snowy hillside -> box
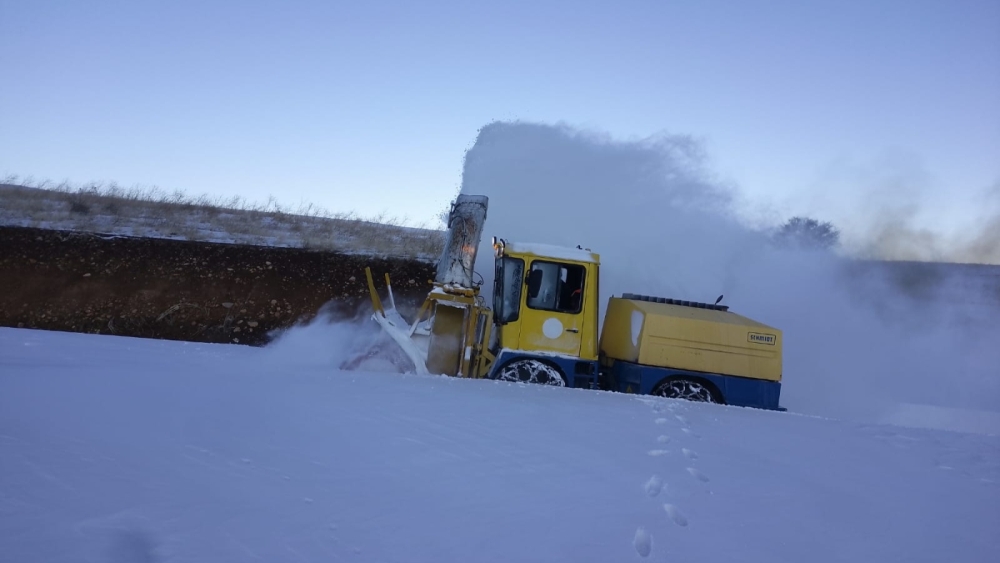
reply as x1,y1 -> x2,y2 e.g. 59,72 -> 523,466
2,325 -> 998,562
0,183 -> 445,261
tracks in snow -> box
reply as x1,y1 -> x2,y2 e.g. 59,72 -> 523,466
632,398 -> 711,559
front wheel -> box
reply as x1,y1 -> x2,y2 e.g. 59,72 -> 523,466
494,359 -> 566,387
652,378 -> 719,403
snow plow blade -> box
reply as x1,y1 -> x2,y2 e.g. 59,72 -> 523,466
345,194 -> 496,378
351,265 -> 495,379
366,268 -> 430,375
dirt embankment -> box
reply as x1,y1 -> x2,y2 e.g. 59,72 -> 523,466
0,226 -> 436,345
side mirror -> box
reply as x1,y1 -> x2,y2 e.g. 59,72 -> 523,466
526,269 -> 543,299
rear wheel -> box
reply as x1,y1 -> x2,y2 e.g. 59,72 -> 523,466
652,378 -> 719,403
494,359 -> 566,387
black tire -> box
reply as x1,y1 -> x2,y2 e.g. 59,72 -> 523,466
651,377 -> 722,404
493,358 -> 567,387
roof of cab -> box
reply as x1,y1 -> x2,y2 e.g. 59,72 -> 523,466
500,240 -> 600,264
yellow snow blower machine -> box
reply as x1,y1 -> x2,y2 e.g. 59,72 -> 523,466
357,194 -> 785,410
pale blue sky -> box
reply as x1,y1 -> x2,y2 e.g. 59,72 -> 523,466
2,0 -> 997,238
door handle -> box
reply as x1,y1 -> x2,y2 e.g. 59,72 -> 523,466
566,328 -> 579,333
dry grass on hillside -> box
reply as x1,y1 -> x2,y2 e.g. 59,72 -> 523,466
0,175 -> 446,261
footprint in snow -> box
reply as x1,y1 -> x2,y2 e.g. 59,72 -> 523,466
655,418 -> 668,424
681,427 -> 700,439
687,467 -> 710,482
648,449 -> 669,457
633,527 -> 652,558
656,435 -> 671,444
663,503 -> 689,527
682,448 -> 698,460
674,414 -> 689,426
644,475 -> 664,497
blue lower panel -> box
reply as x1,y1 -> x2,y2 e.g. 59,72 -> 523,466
489,350 -> 600,389
606,361 -> 782,410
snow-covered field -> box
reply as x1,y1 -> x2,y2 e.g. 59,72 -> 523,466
2,325 -> 998,562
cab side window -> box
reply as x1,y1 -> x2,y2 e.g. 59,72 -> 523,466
526,261 -> 585,314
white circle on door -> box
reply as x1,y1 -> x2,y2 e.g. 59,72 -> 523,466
542,318 -> 564,339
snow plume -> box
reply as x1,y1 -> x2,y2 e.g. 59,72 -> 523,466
789,150 -> 1000,265
459,120 -> 1000,423
260,302 -> 389,371
461,122 -> 753,302
860,179 -> 1000,265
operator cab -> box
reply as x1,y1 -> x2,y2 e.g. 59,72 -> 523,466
490,238 -> 600,362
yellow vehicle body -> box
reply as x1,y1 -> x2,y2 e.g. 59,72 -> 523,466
600,295 -> 783,382
491,240 -> 601,361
